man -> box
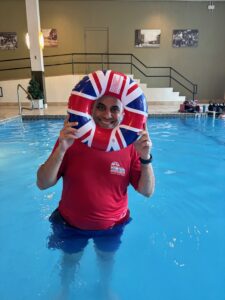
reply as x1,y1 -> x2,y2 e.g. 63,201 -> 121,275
37,95 -> 155,298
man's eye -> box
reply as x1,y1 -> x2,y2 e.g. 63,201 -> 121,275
96,104 -> 105,111
111,106 -> 120,113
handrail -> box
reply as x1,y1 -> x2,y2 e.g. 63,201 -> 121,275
1,52 -> 198,100
0,66 -> 31,72
130,54 -> 197,98
17,84 -> 34,115
0,57 -> 30,63
131,54 -> 195,86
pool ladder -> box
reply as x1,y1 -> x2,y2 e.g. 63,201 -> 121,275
17,84 -> 34,115
195,111 -> 216,119
195,112 -> 208,118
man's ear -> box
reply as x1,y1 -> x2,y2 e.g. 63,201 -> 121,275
119,111 -> 125,123
91,102 -> 95,115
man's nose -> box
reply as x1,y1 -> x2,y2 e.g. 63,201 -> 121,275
103,109 -> 112,118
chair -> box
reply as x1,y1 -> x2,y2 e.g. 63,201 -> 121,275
179,104 -> 185,113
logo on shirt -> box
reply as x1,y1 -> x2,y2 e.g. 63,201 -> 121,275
110,161 -> 125,176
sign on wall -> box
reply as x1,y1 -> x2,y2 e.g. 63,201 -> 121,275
172,29 -> 199,48
0,32 -> 18,50
42,29 -> 58,47
135,29 -> 161,48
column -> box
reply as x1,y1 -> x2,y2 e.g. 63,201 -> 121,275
25,0 -> 47,106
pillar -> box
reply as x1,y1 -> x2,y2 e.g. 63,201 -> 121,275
25,0 -> 47,106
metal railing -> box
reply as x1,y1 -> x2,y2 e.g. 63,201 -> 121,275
1,52 -> 198,100
17,84 -> 34,115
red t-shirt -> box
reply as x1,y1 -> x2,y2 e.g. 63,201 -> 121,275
53,140 -> 141,230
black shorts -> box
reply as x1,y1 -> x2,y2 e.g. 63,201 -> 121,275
47,209 -> 131,254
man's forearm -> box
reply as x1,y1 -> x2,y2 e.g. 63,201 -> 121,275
137,164 -> 155,197
37,146 -> 65,190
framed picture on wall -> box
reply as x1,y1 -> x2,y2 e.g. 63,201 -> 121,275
0,87 -> 3,97
172,29 -> 199,48
135,29 -> 161,48
0,32 -> 18,50
42,29 -> 58,47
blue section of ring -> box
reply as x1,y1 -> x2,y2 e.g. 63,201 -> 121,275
126,94 -> 148,114
129,77 -> 134,84
120,128 -> 138,146
68,113 -> 92,129
72,76 -> 97,98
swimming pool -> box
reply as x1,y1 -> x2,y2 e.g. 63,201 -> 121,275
0,116 -> 225,300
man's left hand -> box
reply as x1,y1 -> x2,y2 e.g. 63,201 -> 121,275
134,126 -> 152,160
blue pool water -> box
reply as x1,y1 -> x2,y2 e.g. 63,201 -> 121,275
0,117 -> 225,300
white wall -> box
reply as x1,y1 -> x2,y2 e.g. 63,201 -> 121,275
45,75 -> 82,102
0,74 -> 186,104
0,75 -> 83,103
0,79 -> 30,103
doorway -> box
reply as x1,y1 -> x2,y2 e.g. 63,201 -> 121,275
84,27 -> 109,73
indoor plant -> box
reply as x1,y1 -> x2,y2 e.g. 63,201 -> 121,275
27,79 -> 44,109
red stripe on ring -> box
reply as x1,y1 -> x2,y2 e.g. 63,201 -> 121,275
80,129 -> 92,142
115,130 -> 124,149
93,72 -> 102,94
121,109 -> 146,129
127,83 -> 139,96
68,95 -> 93,115
91,126 -> 112,151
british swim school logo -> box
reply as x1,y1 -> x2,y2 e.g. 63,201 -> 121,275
110,161 -> 125,176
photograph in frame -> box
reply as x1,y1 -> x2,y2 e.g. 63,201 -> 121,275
42,29 -> 58,47
172,29 -> 199,48
0,32 -> 18,50
0,87 -> 3,97
135,29 -> 161,48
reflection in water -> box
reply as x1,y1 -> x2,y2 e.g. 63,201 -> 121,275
57,252 -> 83,300
48,209 -> 129,299
55,249 -> 119,300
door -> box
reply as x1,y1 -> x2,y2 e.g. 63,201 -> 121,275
84,27 -> 109,73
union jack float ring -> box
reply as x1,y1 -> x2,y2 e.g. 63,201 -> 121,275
68,70 -> 148,151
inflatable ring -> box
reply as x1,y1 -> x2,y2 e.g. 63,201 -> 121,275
68,70 -> 148,151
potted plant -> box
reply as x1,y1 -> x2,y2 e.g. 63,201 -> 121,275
27,79 -> 44,109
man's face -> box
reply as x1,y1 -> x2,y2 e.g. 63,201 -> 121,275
92,96 -> 123,129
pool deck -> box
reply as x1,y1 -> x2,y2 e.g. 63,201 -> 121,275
0,103 -> 207,122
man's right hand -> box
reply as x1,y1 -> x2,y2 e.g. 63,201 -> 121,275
58,115 -> 78,153
37,116 -> 79,190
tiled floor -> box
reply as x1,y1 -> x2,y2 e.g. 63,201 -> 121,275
0,104 -> 65,121
0,103 -> 182,121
